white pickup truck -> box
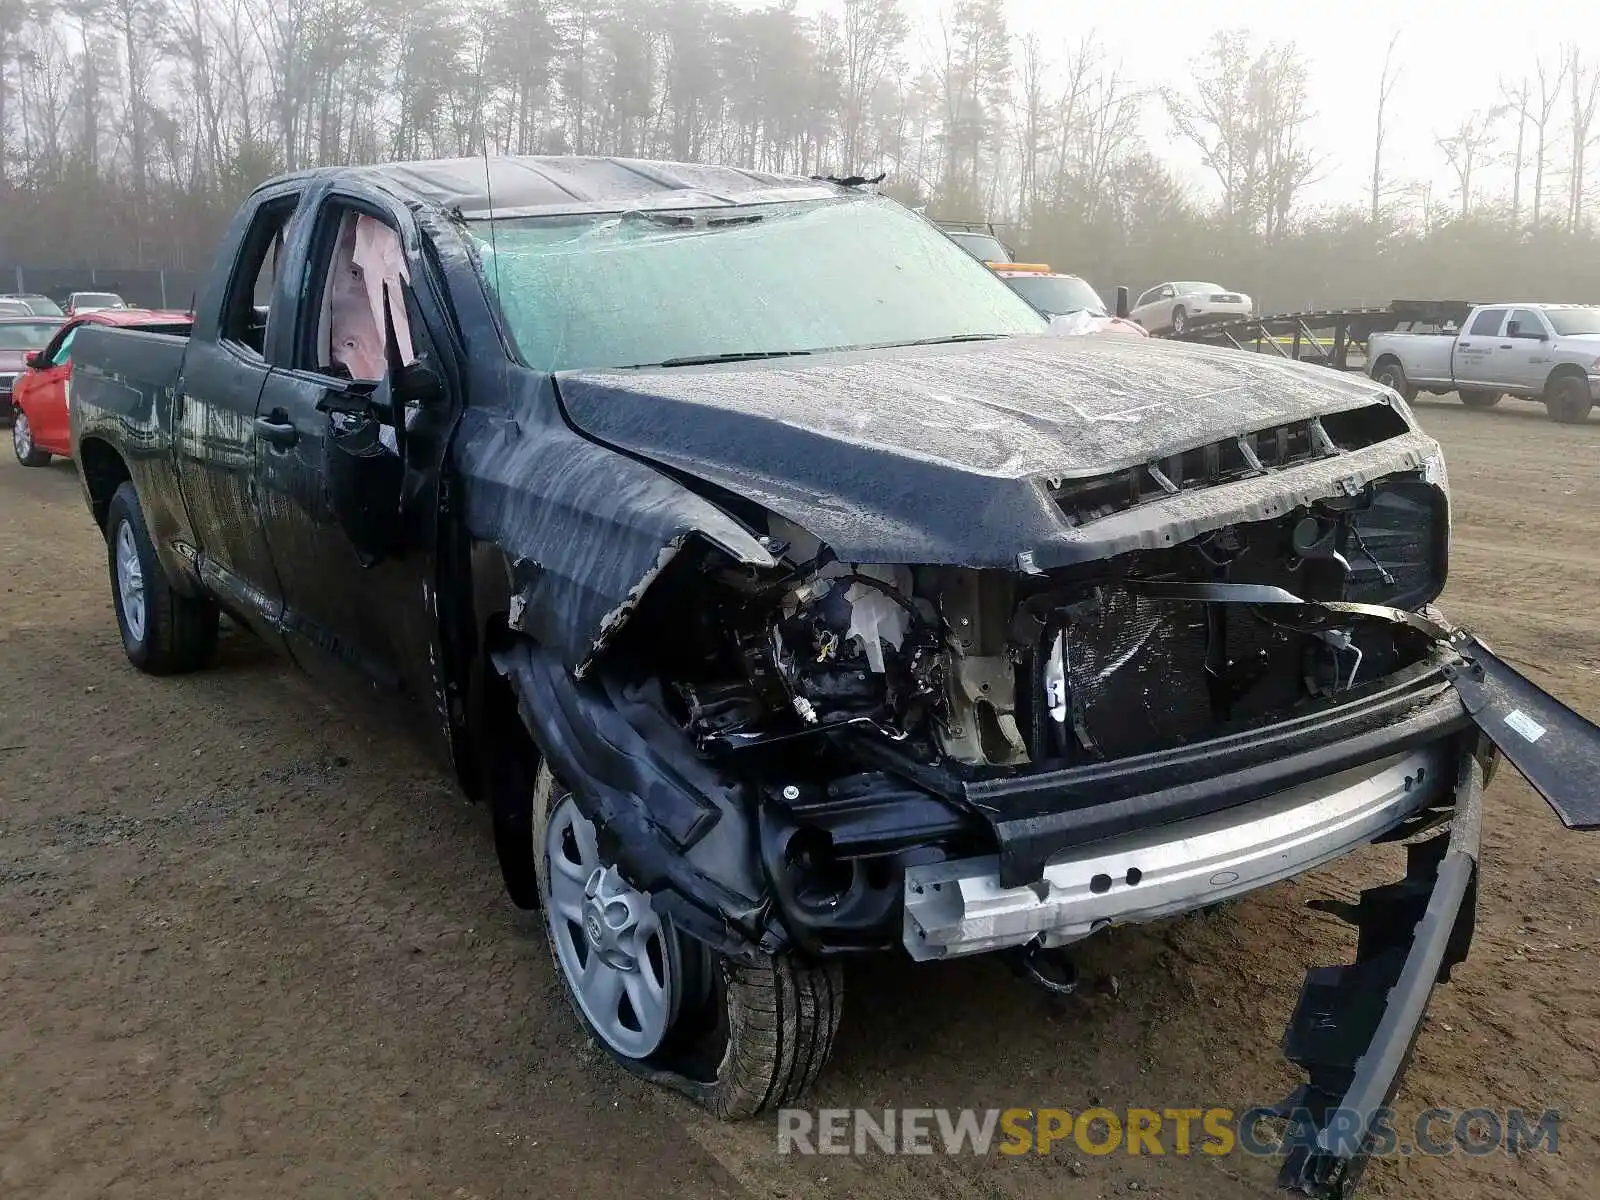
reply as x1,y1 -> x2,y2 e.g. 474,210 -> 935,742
1366,302 -> 1600,423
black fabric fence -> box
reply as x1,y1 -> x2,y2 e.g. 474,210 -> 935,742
0,266 -> 207,311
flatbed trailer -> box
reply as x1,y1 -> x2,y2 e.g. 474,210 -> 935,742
1158,299 -> 1479,372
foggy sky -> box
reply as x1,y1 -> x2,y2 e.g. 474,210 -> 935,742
765,0 -> 1585,211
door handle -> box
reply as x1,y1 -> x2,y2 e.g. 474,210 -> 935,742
1499,343 -> 1513,349
254,413 -> 298,448
1457,342 -> 1471,349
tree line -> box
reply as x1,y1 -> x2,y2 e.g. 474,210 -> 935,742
1,0 -> 1598,311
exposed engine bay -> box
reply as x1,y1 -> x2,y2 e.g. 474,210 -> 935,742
651,472 -> 1447,773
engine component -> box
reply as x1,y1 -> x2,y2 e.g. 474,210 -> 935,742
933,569 -> 1028,766
684,472 -> 1442,772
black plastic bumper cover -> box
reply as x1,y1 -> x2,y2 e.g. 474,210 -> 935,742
1276,750 -> 1483,1198
855,664 -> 1474,889
492,641 -> 781,963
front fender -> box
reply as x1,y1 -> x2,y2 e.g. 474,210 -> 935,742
453,372 -> 776,676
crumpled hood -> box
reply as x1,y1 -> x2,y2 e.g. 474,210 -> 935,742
555,334 -> 1416,568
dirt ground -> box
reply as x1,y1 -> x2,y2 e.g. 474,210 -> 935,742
2,396 -> 1596,1200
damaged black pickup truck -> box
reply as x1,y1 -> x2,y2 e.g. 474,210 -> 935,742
68,158 -> 1600,1196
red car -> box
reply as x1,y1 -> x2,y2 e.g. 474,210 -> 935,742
11,308 -> 192,466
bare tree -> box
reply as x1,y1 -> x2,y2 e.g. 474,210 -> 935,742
1500,74 -> 1529,224
1435,107 -> 1501,216
107,0 -> 169,218
3,0 -> 1600,316
0,0 -> 31,183
1531,52 -> 1567,225
1012,30 -> 1045,215
1567,47 -> 1600,232
59,0 -> 108,174
839,0 -> 906,171
1371,30 -> 1401,223
933,0 -> 1010,209
1166,31 -> 1320,237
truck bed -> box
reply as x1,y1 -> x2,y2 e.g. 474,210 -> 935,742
69,323 -> 189,432
1365,329 -> 1455,385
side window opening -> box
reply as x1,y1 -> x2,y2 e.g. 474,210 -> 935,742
309,205 -> 418,383
1468,308 -> 1506,338
1508,309 -> 1545,339
223,196 -> 298,359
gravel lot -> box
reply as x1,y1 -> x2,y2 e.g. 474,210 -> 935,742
2,397 -> 1596,1199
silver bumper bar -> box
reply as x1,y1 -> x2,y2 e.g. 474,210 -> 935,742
903,746 -> 1451,961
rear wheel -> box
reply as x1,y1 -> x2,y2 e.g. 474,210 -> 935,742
1545,374 -> 1593,424
532,765 -> 842,1119
11,410 -> 51,466
1170,305 -> 1188,335
1458,389 -> 1502,410
105,482 -> 219,674
1371,358 -> 1416,402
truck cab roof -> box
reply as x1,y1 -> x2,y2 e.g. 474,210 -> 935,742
264,156 -> 844,221
1477,302 -> 1594,311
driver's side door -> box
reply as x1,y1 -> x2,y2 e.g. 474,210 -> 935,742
15,322 -> 78,447
253,192 -> 456,711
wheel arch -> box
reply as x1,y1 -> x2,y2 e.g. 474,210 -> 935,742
452,539 -> 544,903
76,434 -> 132,531
1544,361 -> 1590,394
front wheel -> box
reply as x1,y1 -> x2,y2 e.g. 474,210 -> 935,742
1546,375 -> 1594,424
11,410 -> 51,466
1458,389 -> 1502,410
1170,305 -> 1188,335
105,482 -> 220,674
532,765 -> 842,1119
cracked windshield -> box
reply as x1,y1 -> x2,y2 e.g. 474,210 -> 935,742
473,196 -> 1045,371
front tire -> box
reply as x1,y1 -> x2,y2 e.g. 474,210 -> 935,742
1458,389 -> 1502,410
11,410 -> 51,466
1546,374 -> 1593,424
1170,305 -> 1188,335
105,482 -> 219,674
531,764 -> 842,1119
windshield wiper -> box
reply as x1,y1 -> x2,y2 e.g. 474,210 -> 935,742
644,350 -> 818,368
905,333 -> 1011,345
626,334 -> 1012,370
853,333 -> 1014,351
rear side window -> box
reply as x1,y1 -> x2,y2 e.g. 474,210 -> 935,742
1467,308 -> 1506,337
51,328 -> 78,365
221,195 -> 300,359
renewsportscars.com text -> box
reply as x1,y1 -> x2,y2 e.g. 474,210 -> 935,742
776,1106 -> 1561,1159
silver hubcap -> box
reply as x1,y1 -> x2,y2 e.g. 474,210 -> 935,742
12,412 -> 30,458
115,519 -> 147,643
545,796 -> 676,1059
